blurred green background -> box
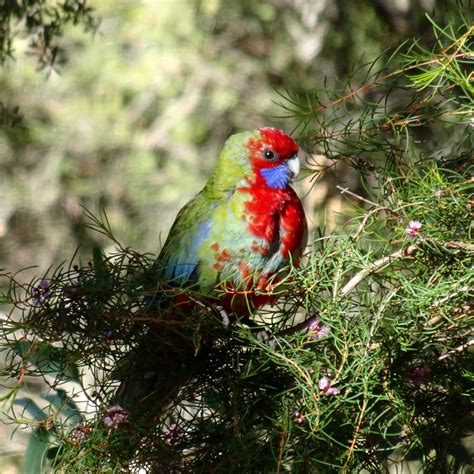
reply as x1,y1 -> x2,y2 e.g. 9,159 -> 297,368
0,0 -> 460,469
0,0 -> 445,278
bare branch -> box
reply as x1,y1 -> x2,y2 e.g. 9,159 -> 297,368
340,246 -> 417,296
336,185 -> 380,208
438,339 -> 474,361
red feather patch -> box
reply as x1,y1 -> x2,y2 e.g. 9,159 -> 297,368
239,186 -> 306,264
240,128 -> 306,264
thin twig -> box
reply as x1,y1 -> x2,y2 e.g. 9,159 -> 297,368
336,185 -> 380,208
340,240 -> 473,298
340,246 -> 417,296
277,317 -> 315,336
304,28 -> 473,117
343,398 -> 368,472
276,429 -> 287,474
353,206 -> 394,240
426,286 -> 471,326
438,339 -> 474,361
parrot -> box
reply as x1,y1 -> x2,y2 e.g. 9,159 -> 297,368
114,127 -> 307,418
157,126 -> 307,314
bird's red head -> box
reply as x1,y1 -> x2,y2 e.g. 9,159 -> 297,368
246,128 -> 300,189
247,128 -> 299,163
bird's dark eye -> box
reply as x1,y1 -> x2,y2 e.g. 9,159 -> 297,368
264,149 -> 275,160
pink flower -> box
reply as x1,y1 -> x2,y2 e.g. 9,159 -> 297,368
163,423 -> 181,444
318,376 -> 340,395
306,318 -> 331,340
406,220 -> 422,239
73,424 -> 90,441
433,189 -> 443,198
294,411 -> 305,425
103,405 -> 128,429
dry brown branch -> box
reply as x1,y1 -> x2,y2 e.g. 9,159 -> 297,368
438,339 -> 474,361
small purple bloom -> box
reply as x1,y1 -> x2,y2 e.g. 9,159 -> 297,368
307,318 -> 319,331
433,189 -> 443,198
163,423 -> 181,444
294,411 -> 305,425
319,376 -> 340,395
103,405 -> 128,429
32,279 -> 52,305
405,220 -> 422,239
312,325 -> 331,340
105,330 -> 114,341
306,318 -> 330,340
73,423 -> 89,440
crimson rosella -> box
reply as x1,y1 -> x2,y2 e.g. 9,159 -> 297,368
116,128 -> 307,415
157,127 -> 307,314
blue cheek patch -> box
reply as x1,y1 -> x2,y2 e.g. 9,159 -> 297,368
261,164 -> 292,189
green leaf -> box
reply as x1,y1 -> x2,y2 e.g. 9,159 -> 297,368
24,427 -> 52,474
11,340 -> 80,383
44,388 -> 83,424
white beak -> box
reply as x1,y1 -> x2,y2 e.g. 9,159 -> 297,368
287,155 -> 300,179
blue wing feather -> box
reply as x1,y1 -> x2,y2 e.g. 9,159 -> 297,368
161,218 -> 211,282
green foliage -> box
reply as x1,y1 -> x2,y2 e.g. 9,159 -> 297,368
405,19 -> 473,102
1,155 -> 472,470
0,0 -> 97,126
0,0 -> 97,67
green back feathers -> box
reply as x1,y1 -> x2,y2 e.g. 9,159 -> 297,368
203,131 -> 258,196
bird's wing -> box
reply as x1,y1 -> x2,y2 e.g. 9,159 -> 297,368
278,187 -> 308,263
158,194 -> 214,284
